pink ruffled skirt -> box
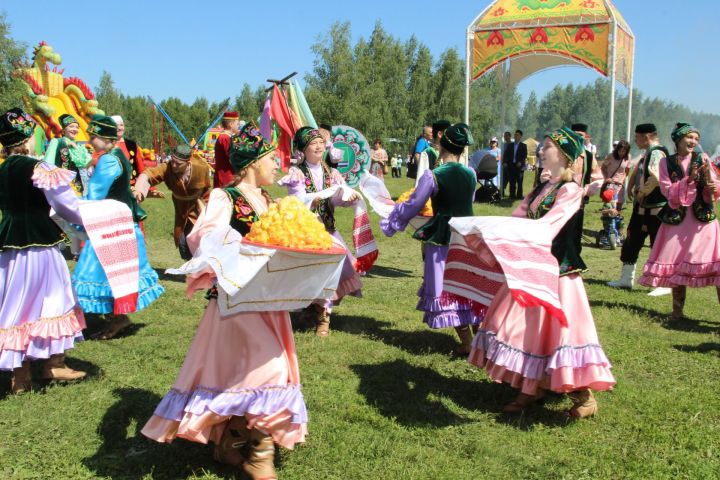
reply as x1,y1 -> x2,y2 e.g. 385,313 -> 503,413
0,246 -> 85,370
469,274 -> 615,395
639,216 -> 720,288
141,300 -> 307,449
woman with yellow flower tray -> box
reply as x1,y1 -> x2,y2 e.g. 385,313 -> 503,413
280,126 -> 363,337
142,123 -> 304,480
381,123 -> 485,355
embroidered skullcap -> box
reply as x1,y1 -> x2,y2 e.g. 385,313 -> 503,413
110,115 -> 123,125
571,123 -> 589,133
87,115 -> 118,139
222,111 -> 239,120
670,122 -> 700,144
229,121 -> 276,172
0,108 -> 36,148
293,126 -> 323,153
59,114 -> 79,129
546,126 -> 585,165
440,123 -> 474,155
634,123 -> 656,134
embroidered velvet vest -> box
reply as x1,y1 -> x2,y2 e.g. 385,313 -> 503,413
298,161 -> 336,232
53,137 -> 84,194
426,147 -> 439,170
413,162 -> 476,246
526,181 -> 587,276
641,144 -> 670,209
224,186 -> 271,236
658,153 -> 716,224
0,156 -> 64,250
105,148 -> 147,223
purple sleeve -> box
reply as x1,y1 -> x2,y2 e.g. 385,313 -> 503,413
44,185 -> 83,225
380,170 -> 436,236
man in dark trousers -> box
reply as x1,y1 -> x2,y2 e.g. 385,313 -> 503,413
502,129 -> 527,199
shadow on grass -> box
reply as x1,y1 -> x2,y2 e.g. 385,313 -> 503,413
590,299 -> 719,334
350,359 -> 492,427
83,387 -> 236,480
673,342 -> 720,356
332,315 -> 460,356
82,314 -> 147,340
351,360 -> 571,430
364,265 -> 414,279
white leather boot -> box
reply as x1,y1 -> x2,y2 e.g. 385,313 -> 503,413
607,263 -> 635,289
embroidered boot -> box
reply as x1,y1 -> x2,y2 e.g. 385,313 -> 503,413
42,354 -> 86,381
242,429 -> 277,480
315,304 -> 331,338
567,389 -> 597,419
11,361 -> 32,394
669,286 -> 687,322
607,263 -> 635,289
213,416 -> 250,467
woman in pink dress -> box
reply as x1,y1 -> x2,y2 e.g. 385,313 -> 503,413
638,123 -> 720,321
142,123 -> 305,480
370,138 -> 388,179
468,127 -> 615,418
600,139 -> 631,211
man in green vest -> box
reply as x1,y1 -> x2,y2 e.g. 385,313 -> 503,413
414,120 -> 451,185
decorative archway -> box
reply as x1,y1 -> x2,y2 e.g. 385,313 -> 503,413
464,0 -> 635,152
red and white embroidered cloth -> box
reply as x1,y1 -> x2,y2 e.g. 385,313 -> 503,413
443,216 -> 567,327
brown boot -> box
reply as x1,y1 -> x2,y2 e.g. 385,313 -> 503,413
11,361 -> 32,394
669,286 -> 687,322
42,354 -> 86,381
92,314 -> 131,340
314,305 -> 330,338
502,390 -> 545,413
242,429 -> 277,480
213,416 -> 250,467
567,389 -> 597,419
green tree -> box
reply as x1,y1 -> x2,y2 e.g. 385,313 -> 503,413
94,71 -> 124,118
0,13 -> 27,113
519,91 -> 540,140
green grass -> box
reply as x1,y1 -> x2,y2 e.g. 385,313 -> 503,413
1,174 -> 719,479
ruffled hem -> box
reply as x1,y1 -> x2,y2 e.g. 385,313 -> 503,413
424,309 -> 483,329
31,163 -> 75,190
468,330 -> 614,394
143,383 -> 308,449
151,383 -> 308,425
639,261 -> 720,288
74,272 -> 165,314
0,306 -> 85,370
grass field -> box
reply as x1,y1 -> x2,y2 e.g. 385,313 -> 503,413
1,173 -> 719,479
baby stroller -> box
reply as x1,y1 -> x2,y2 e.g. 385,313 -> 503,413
474,152 -> 500,203
596,188 -> 624,249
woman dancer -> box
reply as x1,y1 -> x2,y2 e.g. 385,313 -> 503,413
638,123 -> 720,320
71,115 -> 164,339
0,108 -> 86,393
280,126 -> 362,336
468,127 -> 615,417
600,139 -> 631,211
381,123 -> 484,354
142,123 -> 306,480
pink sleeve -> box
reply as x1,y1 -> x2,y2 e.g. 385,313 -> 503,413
538,183 -> 584,238
511,197 -> 530,218
659,158 -> 697,209
186,188 -> 232,253
703,155 -> 720,203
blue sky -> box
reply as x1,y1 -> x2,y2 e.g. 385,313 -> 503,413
2,0 -> 718,114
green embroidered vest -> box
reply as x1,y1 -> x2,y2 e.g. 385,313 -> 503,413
526,181 -> 587,276
413,162 -> 476,245
658,153 -> 716,225
53,137 -> 84,194
0,156 -> 65,250
426,146 -> 439,170
641,144 -> 670,208
105,148 -> 147,223
298,161 -> 336,232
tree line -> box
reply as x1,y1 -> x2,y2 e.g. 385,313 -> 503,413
1,14 -> 717,156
